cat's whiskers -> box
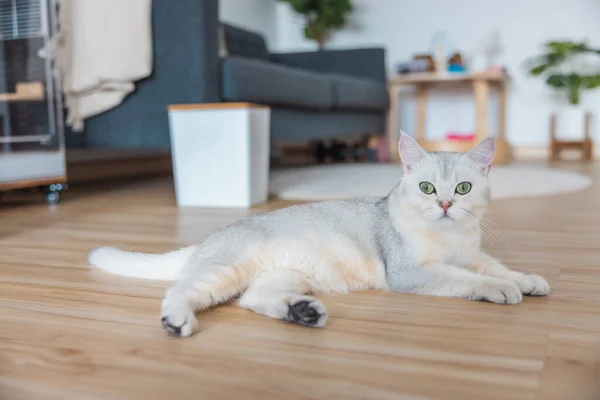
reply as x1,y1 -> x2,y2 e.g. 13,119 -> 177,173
480,229 -> 501,250
458,209 -> 508,250
462,218 -> 497,250
476,217 -> 509,249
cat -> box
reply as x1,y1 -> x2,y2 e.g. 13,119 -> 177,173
88,132 -> 550,337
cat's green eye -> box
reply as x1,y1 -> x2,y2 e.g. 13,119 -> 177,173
456,182 -> 472,195
419,182 -> 435,194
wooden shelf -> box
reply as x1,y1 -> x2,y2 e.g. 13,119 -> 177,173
549,113 -> 593,162
418,139 -> 475,153
0,149 -> 173,194
387,71 -> 512,164
66,148 -> 172,184
0,81 -> 45,102
390,71 -> 509,86
418,138 -> 511,164
0,176 -> 65,191
168,102 -> 267,111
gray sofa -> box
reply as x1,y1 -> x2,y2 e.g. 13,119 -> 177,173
77,0 -> 388,150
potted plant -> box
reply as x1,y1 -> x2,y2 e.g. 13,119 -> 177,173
277,0 -> 354,50
526,40 -> 600,140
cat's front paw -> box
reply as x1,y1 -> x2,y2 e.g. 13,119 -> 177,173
475,280 -> 523,305
514,273 -> 550,296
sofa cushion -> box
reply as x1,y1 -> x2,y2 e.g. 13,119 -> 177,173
221,24 -> 269,60
222,56 -> 333,110
328,74 -> 389,111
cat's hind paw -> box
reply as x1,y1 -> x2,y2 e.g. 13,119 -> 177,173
284,296 -> 328,328
161,307 -> 197,337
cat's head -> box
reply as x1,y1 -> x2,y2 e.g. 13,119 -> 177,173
395,131 -> 495,228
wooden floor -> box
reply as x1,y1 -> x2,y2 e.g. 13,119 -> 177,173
1,162 -> 599,400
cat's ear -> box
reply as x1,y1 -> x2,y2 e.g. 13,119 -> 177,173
466,137 -> 496,174
398,131 -> 427,173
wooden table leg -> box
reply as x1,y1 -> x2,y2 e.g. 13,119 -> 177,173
584,113 -> 593,161
498,83 -> 506,142
416,85 -> 427,144
387,83 -> 401,163
473,79 -> 489,143
494,82 -> 511,164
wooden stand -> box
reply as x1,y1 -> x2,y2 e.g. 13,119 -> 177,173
66,149 -> 173,183
0,81 -> 45,102
549,113 -> 593,162
386,71 -> 512,164
1,149 -> 174,205
0,177 -> 67,205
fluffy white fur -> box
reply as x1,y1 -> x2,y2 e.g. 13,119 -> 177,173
89,132 -> 550,337
88,245 -> 196,280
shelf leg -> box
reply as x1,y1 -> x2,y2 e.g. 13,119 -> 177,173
416,85 -> 427,144
473,79 -> 490,143
494,82 -> 511,164
386,83 -> 401,163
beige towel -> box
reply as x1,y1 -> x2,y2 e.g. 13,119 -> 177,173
56,0 -> 153,131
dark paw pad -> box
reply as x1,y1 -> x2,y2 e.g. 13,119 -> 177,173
161,316 -> 184,336
286,300 -> 324,327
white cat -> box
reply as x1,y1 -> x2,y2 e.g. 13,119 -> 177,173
88,132 -> 550,337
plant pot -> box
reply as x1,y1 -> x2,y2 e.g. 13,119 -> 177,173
556,105 -> 587,141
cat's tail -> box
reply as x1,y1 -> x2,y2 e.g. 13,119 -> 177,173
87,245 -> 196,280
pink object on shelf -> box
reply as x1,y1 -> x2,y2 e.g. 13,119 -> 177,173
367,136 -> 391,162
376,136 -> 389,161
445,132 -> 475,141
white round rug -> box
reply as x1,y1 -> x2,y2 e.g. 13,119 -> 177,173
269,164 -> 592,201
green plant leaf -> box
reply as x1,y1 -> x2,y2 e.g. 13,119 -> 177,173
568,85 -> 581,105
546,40 -> 588,55
529,64 -> 548,76
525,39 -> 600,103
546,74 -> 567,88
281,0 -> 354,48
582,75 -> 600,89
566,74 -> 583,104
545,52 -> 566,65
278,0 -> 312,13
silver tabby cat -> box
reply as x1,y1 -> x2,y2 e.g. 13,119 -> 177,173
89,132 -> 550,337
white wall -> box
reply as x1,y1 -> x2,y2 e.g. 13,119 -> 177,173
275,0 -> 600,146
219,0 -> 277,48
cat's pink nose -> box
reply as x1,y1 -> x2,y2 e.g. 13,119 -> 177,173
440,202 -> 452,213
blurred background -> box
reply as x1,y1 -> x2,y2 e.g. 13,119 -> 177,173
1,0 -> 599,204
0,2 -> 599,399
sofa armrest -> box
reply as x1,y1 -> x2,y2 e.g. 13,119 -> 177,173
270,48 -> 386,82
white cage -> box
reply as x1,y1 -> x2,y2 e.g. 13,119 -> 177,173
0,0 -> 65,200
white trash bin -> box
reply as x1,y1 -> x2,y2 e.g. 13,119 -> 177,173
167,103 -> 270,208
